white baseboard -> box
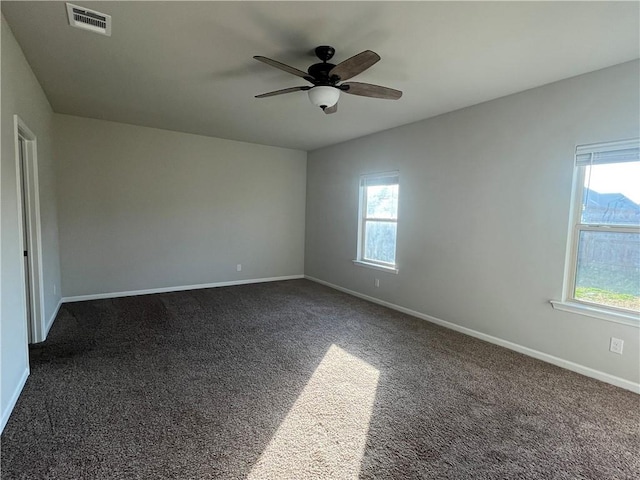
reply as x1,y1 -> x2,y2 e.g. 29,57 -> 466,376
305,275 -> 640,394
61,275 -> 305,303
0,367 -> 29,434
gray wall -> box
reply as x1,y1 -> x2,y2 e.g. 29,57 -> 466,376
1,16 -> 62,427
305,61 -> 640,384
54,115 -> 306,297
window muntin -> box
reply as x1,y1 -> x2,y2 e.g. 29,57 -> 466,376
568,139 -> 640,315
358,173 -> 399,268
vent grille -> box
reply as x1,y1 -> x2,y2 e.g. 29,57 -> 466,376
66,3 -> 111,36
73,10 -> 106,29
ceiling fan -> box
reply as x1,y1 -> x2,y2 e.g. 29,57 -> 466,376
254,46 -> 402,114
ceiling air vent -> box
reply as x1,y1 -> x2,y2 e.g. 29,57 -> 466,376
66,3 -> 111,36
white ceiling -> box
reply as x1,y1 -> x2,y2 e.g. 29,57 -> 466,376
2,1 -> 639,151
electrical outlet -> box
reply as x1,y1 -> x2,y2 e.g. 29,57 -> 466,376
236,264 -> 242,272
374,278 -> 380,288
610,337 -> 624,355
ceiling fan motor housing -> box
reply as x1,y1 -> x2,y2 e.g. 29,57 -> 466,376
308,62 -> 337,84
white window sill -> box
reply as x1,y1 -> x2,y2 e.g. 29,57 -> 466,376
352,260 -> 399,274
550,300 -> 639,327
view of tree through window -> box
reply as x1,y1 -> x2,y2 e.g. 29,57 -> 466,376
364,185 -> 398,264
359,175 -> 399,267
574,161 -> 640,312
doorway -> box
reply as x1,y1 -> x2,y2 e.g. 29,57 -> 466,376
15,115 -> 44,344
18,136 -> 33,341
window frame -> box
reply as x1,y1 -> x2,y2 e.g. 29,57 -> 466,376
553,139 -> 639,326
354,171 -> 400,273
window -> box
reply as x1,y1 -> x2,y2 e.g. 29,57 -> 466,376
559,139 -> 639,321
355,172 -> 399,272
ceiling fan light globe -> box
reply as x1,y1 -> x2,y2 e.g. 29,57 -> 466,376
308,86 -> 340,109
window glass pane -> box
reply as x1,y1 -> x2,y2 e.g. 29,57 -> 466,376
574,230 -> 640,312
364,221 -> 397,264
366,185 -> 398,219
581,162 -> 640,226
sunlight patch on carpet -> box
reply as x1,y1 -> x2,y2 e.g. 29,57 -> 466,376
247,344 -> 380,479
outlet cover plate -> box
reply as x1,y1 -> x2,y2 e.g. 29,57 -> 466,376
610,337 -> 624,355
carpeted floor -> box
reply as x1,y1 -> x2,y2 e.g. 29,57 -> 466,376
1,279 -> 638,479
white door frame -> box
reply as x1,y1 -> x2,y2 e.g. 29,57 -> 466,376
14,115 -> 45,343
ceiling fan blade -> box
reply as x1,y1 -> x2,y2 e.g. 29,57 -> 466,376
255,86 -> 310,98
341,82 -> 402,100
328,50 -> 380,82
254,56 -> 314,82
324,103 -> 338,114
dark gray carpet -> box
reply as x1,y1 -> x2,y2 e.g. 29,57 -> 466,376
1,279 -> 638,479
